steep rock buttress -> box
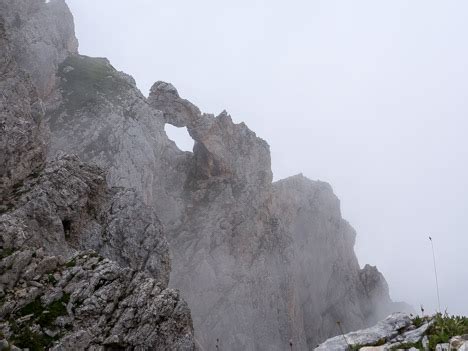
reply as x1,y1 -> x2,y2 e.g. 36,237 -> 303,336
0,1 -> 195,349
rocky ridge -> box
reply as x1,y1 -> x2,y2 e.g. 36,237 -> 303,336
0,2 -> 195,349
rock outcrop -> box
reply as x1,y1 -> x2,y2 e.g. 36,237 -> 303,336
1,154 -> 170,285
0,5 -> 195,349
316,313 -> 468,351
0,0 -> 78,98
315,313 -> 426,350
0,248 -> 193,350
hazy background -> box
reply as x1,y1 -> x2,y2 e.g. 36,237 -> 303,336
66,0 -> 468,316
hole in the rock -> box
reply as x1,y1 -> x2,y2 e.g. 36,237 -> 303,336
164,124 -> 194,152
62,219 -> 72,238
104,346 -> 125,351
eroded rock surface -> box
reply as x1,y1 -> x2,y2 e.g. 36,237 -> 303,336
1,154 -> 170,285
0,7 -> 195,349
0,16 -> 46,199
47,55 -> 190,228
0,0 -> 78,98
0,248 -> 193,351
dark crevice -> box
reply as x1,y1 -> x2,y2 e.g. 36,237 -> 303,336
62,219 -> 72,238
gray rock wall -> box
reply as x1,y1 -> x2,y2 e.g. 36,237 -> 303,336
0,7 -> 195,349
0,0 -> 78,98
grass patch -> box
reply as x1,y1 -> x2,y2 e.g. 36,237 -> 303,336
412,315 -> 428,328
57,55 -> 132,115
18,298 -> 44,317
0,247 -> 15,260
47,274 -> 57,285
389,341 -> 423,350
427,313 -> 468,349
10,319 -> 54,351
17,293 -> 70,328
65,258 -> 76,268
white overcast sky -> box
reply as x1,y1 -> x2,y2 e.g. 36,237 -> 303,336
66,0 -> 468,316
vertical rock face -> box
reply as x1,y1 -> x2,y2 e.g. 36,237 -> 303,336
149,85 -> 408,349
0,0 -> 78,98
2,1 -> 410,350
0,17 -> 46,200
47,55 -> 190,228
271,175 -> 388,346
0,7 -> 195,349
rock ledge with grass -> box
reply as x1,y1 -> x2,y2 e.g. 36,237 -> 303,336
315,313 -> 468,351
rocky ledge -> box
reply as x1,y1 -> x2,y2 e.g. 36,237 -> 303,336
316,313 -> 468,351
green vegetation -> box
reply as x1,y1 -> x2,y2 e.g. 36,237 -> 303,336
65,257 -> 76,268
36,293 -> 70,328
411,315 -> 429,328
427,313 -> 468,349
0,247 -> 15,260
17,293 -> 70,328
10,323 -> 53,351
11,293 -> 71,349
57,55 -> 132,115
47,273 -> 57,285
389,341 -> 423,350
18,297 -> 44,317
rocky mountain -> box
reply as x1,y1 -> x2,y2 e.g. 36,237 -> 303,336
0,2 -> 194,349
1,0 -> 410,350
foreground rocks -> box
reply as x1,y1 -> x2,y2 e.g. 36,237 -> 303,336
0,249 -> 193,350
316,313 -> 468,351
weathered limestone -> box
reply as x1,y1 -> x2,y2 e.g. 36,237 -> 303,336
0,7 -> 195,349
0,0 -> 78,98
0,248 -> 194,350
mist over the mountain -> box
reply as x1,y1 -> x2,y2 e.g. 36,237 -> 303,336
1,0 -> 467,350
67,0 -> 468,317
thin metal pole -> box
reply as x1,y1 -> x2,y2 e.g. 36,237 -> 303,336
429,236 -> 441,313
336,321 -> 350,348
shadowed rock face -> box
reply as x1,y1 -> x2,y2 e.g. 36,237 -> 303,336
0,7 -> 195,349
2,1 -> 410,349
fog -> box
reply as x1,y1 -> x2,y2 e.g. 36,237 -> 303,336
66,0 -> 468,316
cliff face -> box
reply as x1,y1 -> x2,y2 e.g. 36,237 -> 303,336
1,1 -> 408,350
0,2 -> 195,349
0,0 -> 78,98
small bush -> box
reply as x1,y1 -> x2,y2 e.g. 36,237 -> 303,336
427,313 -> 468,349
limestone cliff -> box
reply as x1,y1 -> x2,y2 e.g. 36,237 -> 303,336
0,2 -> 195,349
1,1 -> 410,350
